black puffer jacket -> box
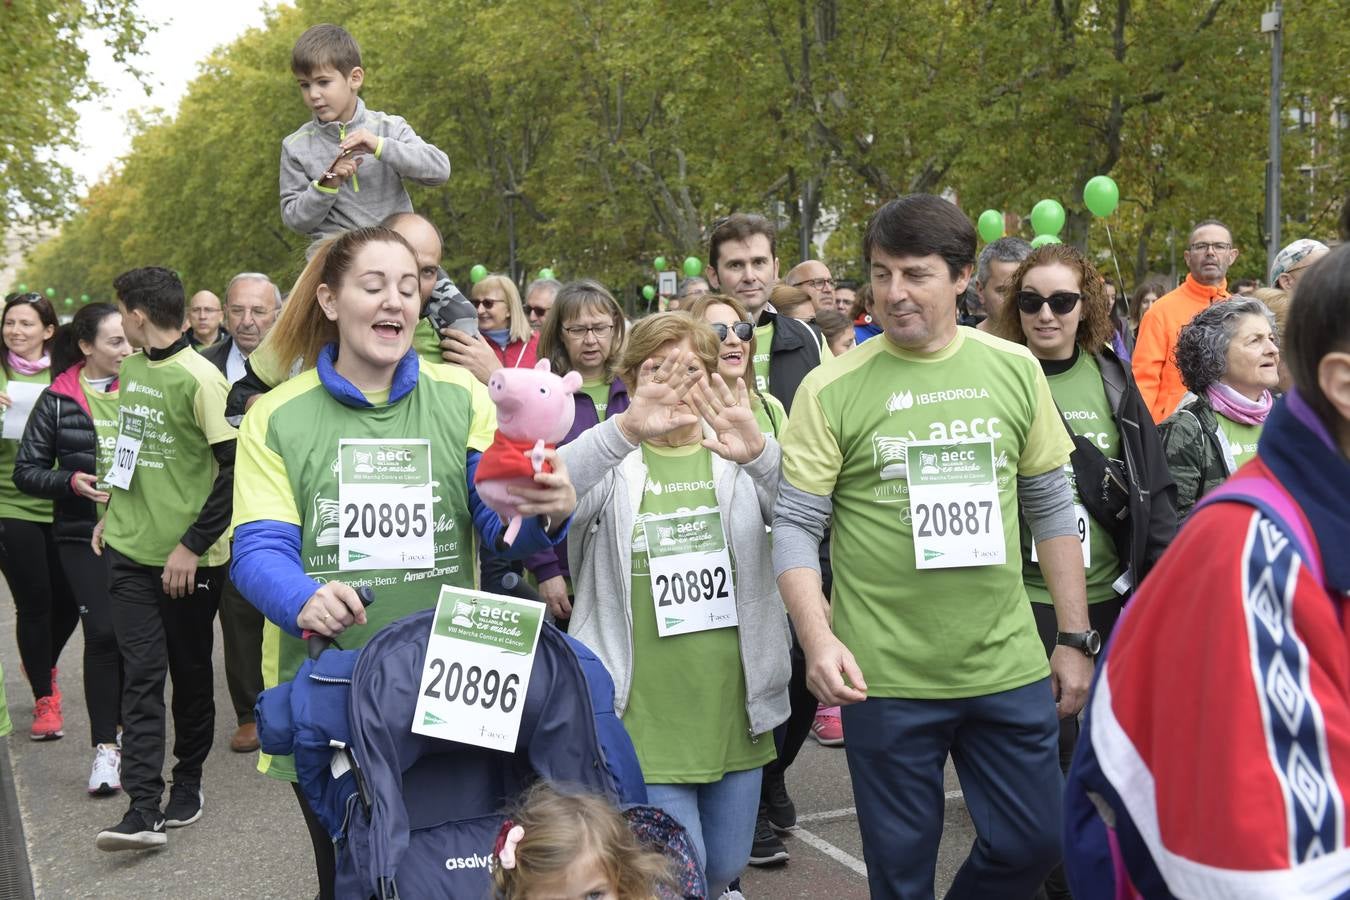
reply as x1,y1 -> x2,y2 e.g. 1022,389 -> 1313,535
13,364 -> 113,544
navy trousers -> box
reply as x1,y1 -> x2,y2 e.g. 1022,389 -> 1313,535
842,678 -> 1062,900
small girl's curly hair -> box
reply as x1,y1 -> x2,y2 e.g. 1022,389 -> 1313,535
491,783 -> 672,900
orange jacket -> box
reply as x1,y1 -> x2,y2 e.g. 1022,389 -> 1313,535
1131,275 -> 1229,422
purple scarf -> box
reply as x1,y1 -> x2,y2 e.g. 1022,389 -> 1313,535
7,350 -> 50,377
1206,381 -> 1273,426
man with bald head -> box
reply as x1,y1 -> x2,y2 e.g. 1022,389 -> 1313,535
786,259 -> 835,313
185,290 -> 226,347
1133,218 -> 1238,422
199,272 -> 282,753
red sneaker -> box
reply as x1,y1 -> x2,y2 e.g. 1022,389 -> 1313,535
31,695 -> 64,741
810,706 -> 844,747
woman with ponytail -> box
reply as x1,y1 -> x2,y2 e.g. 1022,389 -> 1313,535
14,302 -> 132,792
0,292 -> 80,743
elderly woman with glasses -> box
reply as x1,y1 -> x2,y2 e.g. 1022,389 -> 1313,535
525,279 -> 630,621
560,312 -> 790,893
1159,297 -> 1281,519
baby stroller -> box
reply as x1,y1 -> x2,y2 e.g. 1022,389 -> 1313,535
257,602 -> 705,899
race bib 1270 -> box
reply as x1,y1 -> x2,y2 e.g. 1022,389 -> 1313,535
412,586 -> 545,752
337,438 -> 434,570
103,411 -> 145,490
905,439 -> 1006,570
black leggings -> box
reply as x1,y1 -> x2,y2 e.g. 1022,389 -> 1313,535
0,518 -> 79,700
293,782 -> 337,900
57,540 -> 122,745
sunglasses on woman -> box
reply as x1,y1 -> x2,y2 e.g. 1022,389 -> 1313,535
710,322 -> 754,342
1015,290 -> 1081,315
471,298 -> 498,310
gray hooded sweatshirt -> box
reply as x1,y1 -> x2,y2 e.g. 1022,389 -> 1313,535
279,97 -> 450,240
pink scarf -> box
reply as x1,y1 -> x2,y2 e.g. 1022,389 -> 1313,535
7,350 -> 50,377
1206,382 -> 1272,426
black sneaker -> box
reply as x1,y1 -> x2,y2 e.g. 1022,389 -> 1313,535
762,772 -> 797,832
164,783 -> 204,827
96,808 -> 166,851
747,810 -> 789,866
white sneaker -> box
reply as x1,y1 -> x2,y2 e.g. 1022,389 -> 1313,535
88,745 -> 121,796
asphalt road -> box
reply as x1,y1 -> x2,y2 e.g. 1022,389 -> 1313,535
0,584 -> 978,898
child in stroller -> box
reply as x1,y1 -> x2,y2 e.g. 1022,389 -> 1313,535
257,600 -> 705,899
492,782 -> 701,900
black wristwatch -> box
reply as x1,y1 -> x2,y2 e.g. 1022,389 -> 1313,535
1056,630 -> 1102,658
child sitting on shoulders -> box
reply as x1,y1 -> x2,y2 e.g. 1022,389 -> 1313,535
280,23 -> 450,242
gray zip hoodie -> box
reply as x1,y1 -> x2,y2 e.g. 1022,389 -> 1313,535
279,98 -> 450,240
560,417 -> 792,739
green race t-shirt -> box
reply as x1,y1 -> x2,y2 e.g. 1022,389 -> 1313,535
781,328 -> 1072,699
412,318 -> 444,365
1216,414 -> 1262,469
752,322 -> 773,393
1022,353 -> 1122,605
753,391 -> 787,439
233,359 -> 496,781
82,372 -> 121,517
623,443 -> 773,782
0,369 -> 53,523
580,378 -> 611,421
103,348 -> 236,567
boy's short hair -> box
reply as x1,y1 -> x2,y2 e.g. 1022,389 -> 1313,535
113,266 -> 185,330
291,24 -> 362,76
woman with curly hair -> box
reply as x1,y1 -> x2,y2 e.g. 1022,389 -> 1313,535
1158,297 -> 1280,519
990,242 -> 1178,900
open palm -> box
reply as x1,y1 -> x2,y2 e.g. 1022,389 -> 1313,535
617,351 -> 703,444
695,374 -> 765,464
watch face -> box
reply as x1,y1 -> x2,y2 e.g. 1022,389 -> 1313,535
1086,630 -> 1102,656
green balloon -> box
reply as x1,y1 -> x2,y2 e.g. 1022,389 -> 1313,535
682,256 -> 703,277
653,256 -> 667,271
976,209 -> 1003,243
63,297 -> 74,306
1083,175 -> 1120,218
45,287 -> 56,298
80,293 -> 90,302
469,264 -> 488,284
1030,234 -> 1062,248
642,285 -> 656,301
1030,199 -> 1066,236
538,268 -> 555,281
16,283 -> 26,292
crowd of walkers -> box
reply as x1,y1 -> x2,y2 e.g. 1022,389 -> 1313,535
1,19 -> 1348,900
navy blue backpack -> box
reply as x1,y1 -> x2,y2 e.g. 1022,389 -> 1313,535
257,611 -> 656,899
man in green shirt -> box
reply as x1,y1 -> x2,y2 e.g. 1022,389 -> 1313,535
773,194 -> 1095,900
94,267 -> 237,852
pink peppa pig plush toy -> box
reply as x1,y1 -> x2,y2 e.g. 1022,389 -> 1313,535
474,359 -> 582,545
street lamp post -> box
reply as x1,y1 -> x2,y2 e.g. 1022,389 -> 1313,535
1262,2 -> 1283,277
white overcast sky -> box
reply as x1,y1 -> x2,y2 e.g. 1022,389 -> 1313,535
63,0 -> 272,189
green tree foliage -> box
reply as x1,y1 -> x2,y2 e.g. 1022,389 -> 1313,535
19,0 -> 1349,304
0,0 -> 149,238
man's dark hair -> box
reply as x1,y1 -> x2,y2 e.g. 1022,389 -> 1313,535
1187,218 -> 1233,245
113,266 -> 185,330
292,23 -> 362,77
1285,243 -> 1350,426
708,213 -> 776,271
1230,277 -> 1259,293
864,194 -> 976,280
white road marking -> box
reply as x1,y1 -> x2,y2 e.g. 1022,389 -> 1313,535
794,827 -> 869,877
